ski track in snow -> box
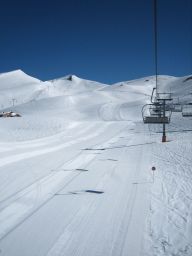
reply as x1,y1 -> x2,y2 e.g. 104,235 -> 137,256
0,122 -> 131,241
144,119 -> 192,256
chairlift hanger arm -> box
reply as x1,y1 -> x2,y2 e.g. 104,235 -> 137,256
151,87 -> 156,103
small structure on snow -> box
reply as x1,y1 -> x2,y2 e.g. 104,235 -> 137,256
0,111 -> 21,118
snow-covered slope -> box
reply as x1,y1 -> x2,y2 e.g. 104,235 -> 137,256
0,70 -> 154,141
166,75 -> 192,103
49,74 -> 108,95
0,70 -> 46,108
0,70 -> 192,256
0,70 -> 40,89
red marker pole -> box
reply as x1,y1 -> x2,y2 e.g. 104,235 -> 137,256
152,166 -> 156,183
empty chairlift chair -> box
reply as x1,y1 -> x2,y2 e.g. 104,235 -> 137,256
156,92 -> 172,101
149,103 -> 161,115
182,103 -> 192,117
164,102 -> 182,112
142,92 -> 172,124
142,104 -> 171,124
171,103 -> 182,112
170,97 -> 182,112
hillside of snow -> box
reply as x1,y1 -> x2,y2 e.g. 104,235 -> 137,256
0,70 -> 192,256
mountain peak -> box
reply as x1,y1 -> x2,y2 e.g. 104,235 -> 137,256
0,69 -> 25,77
65,74 -> 82,82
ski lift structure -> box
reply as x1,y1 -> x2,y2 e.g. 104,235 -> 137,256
171,103 -> 182,112
182,103 -> 192,117
142,0 -> 173,142
168,97 -> 182,113
142,0 -> 191,141
142,93 -> 173,125
142,91 -> 173,142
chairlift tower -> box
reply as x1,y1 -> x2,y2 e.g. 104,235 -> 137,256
11,98 -> 17,107
142,93 -> 172,142
156,93 -> 172,142
141,0 -> 173,142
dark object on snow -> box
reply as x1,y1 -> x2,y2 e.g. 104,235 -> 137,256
183,76 -> 192,82
67,75 -> 73,81
0,111 -> 21,118
85,190 -> 104,194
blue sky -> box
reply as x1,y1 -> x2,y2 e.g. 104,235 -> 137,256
0,0 -> 191,84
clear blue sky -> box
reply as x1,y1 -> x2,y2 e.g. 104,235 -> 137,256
0,0 -> 191,84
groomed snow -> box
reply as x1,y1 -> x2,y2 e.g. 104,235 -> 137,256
0,70 -> 192,256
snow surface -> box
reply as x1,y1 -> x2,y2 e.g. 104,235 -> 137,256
0,70 -> 192,256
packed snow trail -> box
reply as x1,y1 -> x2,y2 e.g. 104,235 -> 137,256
144,119 -> 192,256
0,122 -> 128,231
0,122 -> 153,256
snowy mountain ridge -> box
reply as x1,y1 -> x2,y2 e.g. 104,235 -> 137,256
1,69 -> 190,109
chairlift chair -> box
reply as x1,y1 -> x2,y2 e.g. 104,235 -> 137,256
149,103 -> 162,115
171,103 -> 182,112
182,104 -> 192,117
170,97 -> 182,112
142,104 -> 171,124
156,92 -> 173,101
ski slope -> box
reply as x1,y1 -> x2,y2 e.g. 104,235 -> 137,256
0,70 -> 192,256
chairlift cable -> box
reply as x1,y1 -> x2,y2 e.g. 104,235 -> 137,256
153,0 -> 158,94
